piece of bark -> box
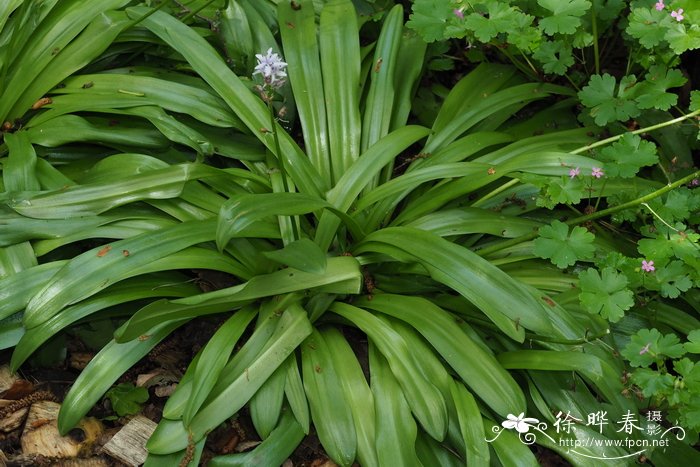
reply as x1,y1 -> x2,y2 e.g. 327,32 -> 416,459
0,366 -> 18,395
21,401 -> 102,458
101,415 -> 156,467
0,406 -> 28,432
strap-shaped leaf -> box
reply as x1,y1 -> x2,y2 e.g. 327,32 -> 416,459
9,163 -> 219,219
12,273 -> 199,370
320,0 -> 361,183
57,318 -> 187,434
361,4 -> 403,152
125,6 -> 325,196
208,408 -> 305,467
262,238 -> 327,274
11,10 -> 132,120
249,361 -> 287,439
322,327 -> 377,467
283,353 -> 310,434
450,380 -> 490,466
0,261 -> 66,321
217,193 -> 365,251
0,0 -> 131,121
34,72 -> 241,129
115,256 -> 362,341
355,227 -> 554,339
278,0 -> 330,182
4,131 -> 40,191
23,219 -> 218,328
498,350 -> 634,410
302,329 -> 357,467
315,125 -> 430,250
406,208 -> 541,238
331,302 -> 448,441
355,294 -> 526,418
368,343 -> 421,467
183,307 -> 257,424
147,305 -> 312,454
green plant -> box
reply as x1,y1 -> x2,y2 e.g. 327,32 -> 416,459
1,1 -> 698,466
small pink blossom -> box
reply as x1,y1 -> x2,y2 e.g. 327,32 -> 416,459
642,260 -> 655,272
691,178 -> 699,187
655,1 -> 665,11
639,343 -> 651,355
591,167 -> 604,178
671,9 -> 684,21
569,167 -> 580,179
453,9 -> 464,20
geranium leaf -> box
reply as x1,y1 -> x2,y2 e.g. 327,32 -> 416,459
533,220 -> 595,268
578,267 -> 634,322
599,133 -> 658,178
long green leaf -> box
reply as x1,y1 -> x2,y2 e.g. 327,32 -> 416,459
331,302 -> 448,441
147,305 -> 312,454
11,273 -> 199,370
125,6 -> 325,196
4,131 -> 40,191
302,328 -> 357,467
208,408 -> 305,467
322,327 -> 377,467
0,0 -> 131,121
278,0 -> 330,183
11,10 -> 131,119
115,256 -> 362,341
356,294 -> 526,418
319,0 -> 361,183
368,343 -> 421,467
355,227 -> 554,339
9,163 -> 218,219
315,125 -> 429,250
58,319 -> 186,434
23,219 -> 218,328
182,308 -> 257,424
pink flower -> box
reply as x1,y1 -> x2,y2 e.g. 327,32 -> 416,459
453,9 -> 464,20
591,167 -> 604,178
569,167 -> 580,178
671,9 -> 684,21
642,260 -> 655,272
655,1 -> 665,11
639,343 -> 651,355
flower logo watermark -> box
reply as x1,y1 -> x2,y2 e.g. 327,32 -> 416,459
486,410 -> 686,461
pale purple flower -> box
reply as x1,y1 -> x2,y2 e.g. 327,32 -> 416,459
691,178 -> 699,187
671,9 -> 684,21
591,167 -> 604,178
641,260 -> 655,272
569,167 -> 580,179
453,9 -> 464,20
655,1 -> 665,11
253,48 -> 288,88
639,343 -> 651,355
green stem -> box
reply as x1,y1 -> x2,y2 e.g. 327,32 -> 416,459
471,178 -> 519,207
267,100 -> 298,243
571,109 -> 700,155
475,170 -> 700,257
590,2 -> 600,75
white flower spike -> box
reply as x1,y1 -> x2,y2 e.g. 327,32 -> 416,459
253,48 -> 288,89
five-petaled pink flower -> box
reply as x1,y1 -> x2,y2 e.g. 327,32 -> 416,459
642,260 -> 655,272
453,9 -> 464,20
591,167 -> 604,178
639,343 -> 651,355
655,1 -> 665,11
671,9 -> 684,21
569,167 -> 580,179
